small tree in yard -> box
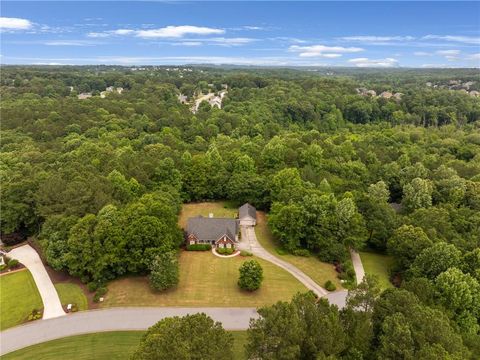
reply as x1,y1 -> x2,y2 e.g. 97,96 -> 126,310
238,260 -> 263,291
149,251 -> 179,291
131,313 -> 233,360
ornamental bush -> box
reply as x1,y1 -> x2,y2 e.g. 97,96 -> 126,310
238,260 -> 263,291
240,250 -> 253,257
149,251 -> 179,291
7,259 -> 19,269
216,247 -> 234,255
293,249 -> 310,257
325,280 -> 337,291
186,244 -> 212,251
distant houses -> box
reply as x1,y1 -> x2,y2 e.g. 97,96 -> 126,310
357,88 -> 403,101
78,86 -> 124,100
77,93 -> 92,100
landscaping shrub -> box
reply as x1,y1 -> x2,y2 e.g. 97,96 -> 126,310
186,244 -> 212,251
238,260 -> 263,291
149,252 -> 179,291
0,264 -> 7,271
338,260 -> 356,281
93,286 -> 108,302
96,286 -> 108,297
216,247 -> 234,255
27,309 -> 42,321
0,230 -> 27,246
275,248 -> 287,256
324,280 -> 337,291
87,281 -> 99,292
240,250 -> 253,257
293,249 -> 310,257
7,259 -> 19,269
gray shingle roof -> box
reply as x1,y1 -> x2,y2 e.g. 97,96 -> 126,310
239,203 -> 256,220
187,216 -> 238,242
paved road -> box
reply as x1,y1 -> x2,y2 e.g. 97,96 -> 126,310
240,226 -> 348,306
350,248 -> 365,285
0,307 -> 259,355
8,245 -> 66,319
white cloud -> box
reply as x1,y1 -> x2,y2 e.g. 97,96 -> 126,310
113,29 -> 135,35
467,53 -> 480,60
348,57 -> 398,68
204,37 -> 255,46
87,32 -> 111,38
243,26 -> 263,30
136,25 -> 224,38
436,49 -> 461,56
32,62 -> 66,65
0,17 -> 33,30
414,52 -> 431,56
43,40 -> 98,46
422,35 -> 480,45
88,25 -> 225,40
289,44 -> 363,57
173,41 -> 202,47
340,35 -> 415,43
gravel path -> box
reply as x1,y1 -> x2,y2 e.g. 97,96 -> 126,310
0,307 -> 258,355
8,245 -> 66,319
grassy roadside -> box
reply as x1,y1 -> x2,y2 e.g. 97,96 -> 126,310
55,283 -> 89,311
2,331 -> 249,360
0,270 -> 43,330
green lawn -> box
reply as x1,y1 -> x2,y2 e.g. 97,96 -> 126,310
255,212 -> 343,290
178,201 -> 237,229
2,332 -> 144,360
231,331 -> 249,360
3,331 -> 248,360
102,251 -> 306,308
55,283 -> 88,311
0,270 -> 43,330
359,251 -> 394,289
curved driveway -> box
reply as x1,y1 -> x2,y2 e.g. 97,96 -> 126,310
0,307 -> 259,355
240,226 -> 348,303
8,245 -> 65,319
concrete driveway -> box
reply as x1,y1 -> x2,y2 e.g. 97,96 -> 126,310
0,307 -> 259,355
350,249 -> 365,285
8,245 -> 66,319
239,226 -> 348,305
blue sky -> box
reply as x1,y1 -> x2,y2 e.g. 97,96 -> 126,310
1,1 -> 479,67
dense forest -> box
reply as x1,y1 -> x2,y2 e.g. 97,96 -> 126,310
1,66 -> 479,358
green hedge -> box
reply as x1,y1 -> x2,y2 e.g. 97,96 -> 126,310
216,247 -> 234,255
186,244 -> 212,251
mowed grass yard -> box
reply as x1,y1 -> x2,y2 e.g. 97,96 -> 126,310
255,212 -> 343,290
55,283 -> 88,311
359,251 -> 394,289
3,331 -> 249,360
0,270 -> 43,330
102,251 -> 306,307
178,201 -> 237,228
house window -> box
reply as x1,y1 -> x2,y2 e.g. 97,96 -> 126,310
190,240 -> 195,245
220,244 -> 225,248
226,243 -> 231,248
